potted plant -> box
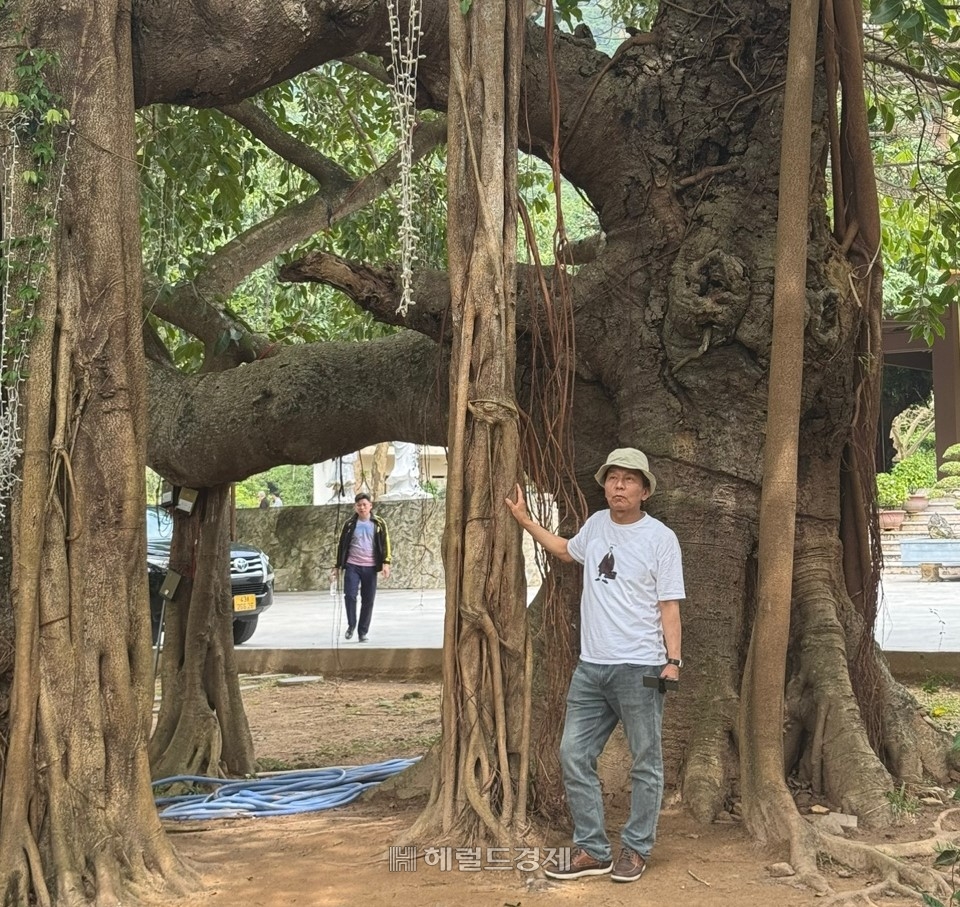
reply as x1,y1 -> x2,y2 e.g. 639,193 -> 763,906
890,449 -> 937,509
903,487 -> 929,513
876,472 -> 907,531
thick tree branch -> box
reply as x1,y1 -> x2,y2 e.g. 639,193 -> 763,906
150,117 -> 447,370
145,285 -> 273,367
557,233 -> 604,265
163,191 -> 339,310
133,0 -> 453,109
132,3 -> 645,236
278,250 -> 555,341
279,251 -> 450,339
219,100 -> 355,186
146,332 -> 449,486
162,118 -> 447,319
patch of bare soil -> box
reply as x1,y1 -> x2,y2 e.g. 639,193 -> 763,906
166,675 -> 959,907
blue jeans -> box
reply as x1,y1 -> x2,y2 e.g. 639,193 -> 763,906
343,564 -> 378,636
559,660 -> 665,861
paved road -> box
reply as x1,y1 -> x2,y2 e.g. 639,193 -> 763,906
876,574 -> 960,652
249,587 -> 448,650
245,575 -> 960,653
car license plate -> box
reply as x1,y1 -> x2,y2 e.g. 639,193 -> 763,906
233,594 -> 257,612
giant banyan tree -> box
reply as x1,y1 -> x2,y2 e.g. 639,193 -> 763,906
1,0 -> 957,903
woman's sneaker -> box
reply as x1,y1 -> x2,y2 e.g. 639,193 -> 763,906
610,847 -> 646,882
543,846 -> 612,880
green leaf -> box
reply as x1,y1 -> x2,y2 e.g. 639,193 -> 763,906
922,894 -> 945,907
945,166 -> 960,197
871,0 -> 904,24
900,8 -> 925,40
922,0 -> 951,27
460,0 -> 472,11
934,848 -> 959,867
883,105 -> 895,133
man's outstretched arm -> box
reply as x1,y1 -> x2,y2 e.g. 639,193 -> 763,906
505,484 -> 574,563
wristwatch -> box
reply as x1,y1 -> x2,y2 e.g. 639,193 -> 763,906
666,658 -> 683,668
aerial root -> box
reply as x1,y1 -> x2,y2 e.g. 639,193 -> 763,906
770,802 -> 952,903
816,874 -> 929,907
810,831 -> 952,902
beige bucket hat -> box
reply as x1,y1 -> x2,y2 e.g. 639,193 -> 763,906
594,448 -> 657,495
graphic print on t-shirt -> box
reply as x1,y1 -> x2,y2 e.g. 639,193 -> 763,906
596,546 -> 617,583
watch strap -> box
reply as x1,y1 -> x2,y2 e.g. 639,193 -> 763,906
666,657 -> 682,668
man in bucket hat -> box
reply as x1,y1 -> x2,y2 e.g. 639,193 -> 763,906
506,448 -> 684,884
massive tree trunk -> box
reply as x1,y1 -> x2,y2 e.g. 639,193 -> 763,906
0,2 -> 194,903
131,0 -> 957,823
0,2 -> 954,899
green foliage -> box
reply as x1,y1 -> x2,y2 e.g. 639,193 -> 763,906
864,0 -> 960,340
137,65 -> 458,365
10,46 -> 70,180
933,445 -> 960,495
921,845 -> 960,907
236,466 -> 313,507
885,781 -> 921,818
543,2 -> 659,54
935,476 -> 960,495
1,41 -> 72,393
876,471 -> 909,507
892,449 -> 937,491
921,674 -> 945,693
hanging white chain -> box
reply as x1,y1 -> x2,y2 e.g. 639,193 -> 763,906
0,111 -> 72,529
386,0 -> 423,316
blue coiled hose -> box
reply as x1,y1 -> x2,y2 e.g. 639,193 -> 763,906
153,758 -> 419,820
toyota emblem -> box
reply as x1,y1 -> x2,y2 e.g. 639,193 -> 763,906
232,557 -> 249,572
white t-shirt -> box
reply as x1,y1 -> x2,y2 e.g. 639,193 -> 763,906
567,510 -> 685,665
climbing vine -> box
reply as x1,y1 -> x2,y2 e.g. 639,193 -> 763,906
0,39 -> 71,527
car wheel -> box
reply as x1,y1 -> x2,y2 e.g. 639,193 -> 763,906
233,616 -> 258,645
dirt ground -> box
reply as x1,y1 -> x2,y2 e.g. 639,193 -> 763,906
165,675 -> 960,907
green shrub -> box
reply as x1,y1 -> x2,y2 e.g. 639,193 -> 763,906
933,445 -> 960,497
892,450 -> 937,492
935,475 -> 960,495
876,472 -> 908,508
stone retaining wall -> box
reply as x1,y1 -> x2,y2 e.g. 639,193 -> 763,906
236,501 -> 543,592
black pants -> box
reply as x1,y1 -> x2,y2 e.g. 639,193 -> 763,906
343,563 -> 378,636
